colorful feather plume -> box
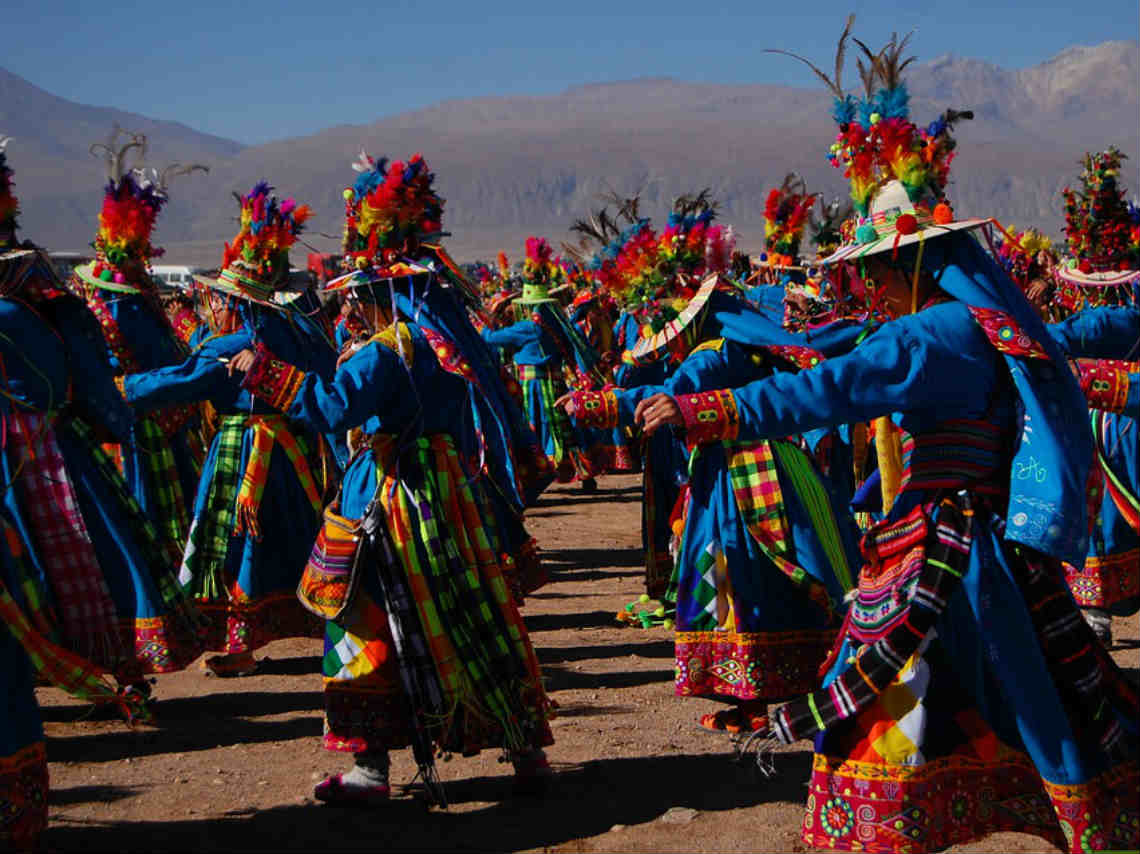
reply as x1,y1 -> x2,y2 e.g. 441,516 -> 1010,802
1061,147 -> 1139,274
775,21 -> 973,220
86,128 -> 207,287
762,174 -> 817,265
342,152 -> 444,266
588,192 -> 734,331
523,236 -> 563,285
220,182 -> 312,285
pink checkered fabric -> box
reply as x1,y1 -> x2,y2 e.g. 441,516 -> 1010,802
7,414 -> 123,666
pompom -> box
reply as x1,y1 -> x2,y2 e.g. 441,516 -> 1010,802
895,214 -> 917,235
855,223 -> 878,244
932,203 -> 953,225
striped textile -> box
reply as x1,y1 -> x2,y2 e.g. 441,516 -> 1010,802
0,523 -> 149,723
373,433 -> 545,753
899,419 -> 1004,493
234,417 -> 322,538
772,494 -> 975,744
6,414 -> 122,667
1004,535 -> 1138,759
725,441 -> 836,613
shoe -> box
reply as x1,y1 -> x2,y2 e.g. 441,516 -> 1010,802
579,477 -> 598,494
314,774 -> 391,806
698,708 -> 770,735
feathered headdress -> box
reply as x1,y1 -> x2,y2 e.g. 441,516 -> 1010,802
77,128 -> 208,293
0,135 -> 19,252
761,174 -> 817,266
994,225 -> 1055,293
811,196 -> 854,259
1061,147 -> 1139,276
342,151 -> 444,268
523,236 -> 563,286
769,19 -> 983,261
195,182 -> 312,305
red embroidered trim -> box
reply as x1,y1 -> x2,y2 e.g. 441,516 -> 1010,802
88,290 -> 196,436
766,344 -> 825,370
572,390 -> 620,429
241,343 -> 307,412
966,305 -> 1050,359
677,390 -> 739,444
1064,548 -> 1140,609
674,629 -> 837,700
171,309 -> 201,346
1073,358 -> 1135,413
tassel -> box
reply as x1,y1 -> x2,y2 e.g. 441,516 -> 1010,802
874,416 -> 904,514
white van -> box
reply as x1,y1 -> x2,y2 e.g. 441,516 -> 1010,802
151,265 -> 209,289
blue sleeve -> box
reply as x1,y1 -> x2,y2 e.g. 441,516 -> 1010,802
727,321 -> 939,442
123,335 -> 244,410
481,321 -> 536,351
59,301 -> 134,442
285,341 -> 410,434
1047,307 -> 1140,360
613,345 -> 758,425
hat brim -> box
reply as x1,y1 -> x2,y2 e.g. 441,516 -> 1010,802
323,262 -> 433,293
819,218 -> 991,266
627,273 -> 720,365
1055,266 -> 1140,288
191,273 -> 282,309
72,261 -> 145,294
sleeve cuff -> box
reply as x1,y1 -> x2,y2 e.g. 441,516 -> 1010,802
241,343 -> 306,412
573,390 -> 620,429
676,389 -> 739,444
1073,358 -> 1136,413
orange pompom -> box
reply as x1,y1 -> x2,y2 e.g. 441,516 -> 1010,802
932,203 -> 953,225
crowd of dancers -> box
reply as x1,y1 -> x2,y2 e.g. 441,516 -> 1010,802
0,20 -> 1137,853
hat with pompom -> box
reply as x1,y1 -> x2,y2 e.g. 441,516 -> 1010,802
73,128 -> 207,294
770,19 -> 988,265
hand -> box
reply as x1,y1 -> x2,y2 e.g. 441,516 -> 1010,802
635,393 -> 683,435
227,348 -> 257,376
555,391 -> 579,418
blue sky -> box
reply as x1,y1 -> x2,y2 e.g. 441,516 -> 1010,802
8,0 -> 1137,144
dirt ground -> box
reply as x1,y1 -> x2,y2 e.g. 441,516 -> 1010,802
36,474 -> 1139,853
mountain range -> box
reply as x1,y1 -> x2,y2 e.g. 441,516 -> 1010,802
3,39 -> 1137,265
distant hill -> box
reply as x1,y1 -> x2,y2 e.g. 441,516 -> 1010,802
3,40 -> 1137,264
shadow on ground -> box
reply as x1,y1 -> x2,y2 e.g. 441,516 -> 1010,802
45,689 -> 323,763
42,750 -> 813,852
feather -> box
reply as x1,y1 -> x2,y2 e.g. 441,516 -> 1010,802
764,14 -> 854,100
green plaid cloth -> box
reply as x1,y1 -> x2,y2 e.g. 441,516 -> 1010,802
181,415 -> 245,601
134,416 -> 191,546
385,436 -> 535,751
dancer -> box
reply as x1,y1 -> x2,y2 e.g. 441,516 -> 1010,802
231,152 -> 552,804
1,137 -> 203,687
564,274 -> 863,735
121,183 -> 334,676
71,129 -> 208,544
480,237 -> 607,488
639,28 -> 1138,852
